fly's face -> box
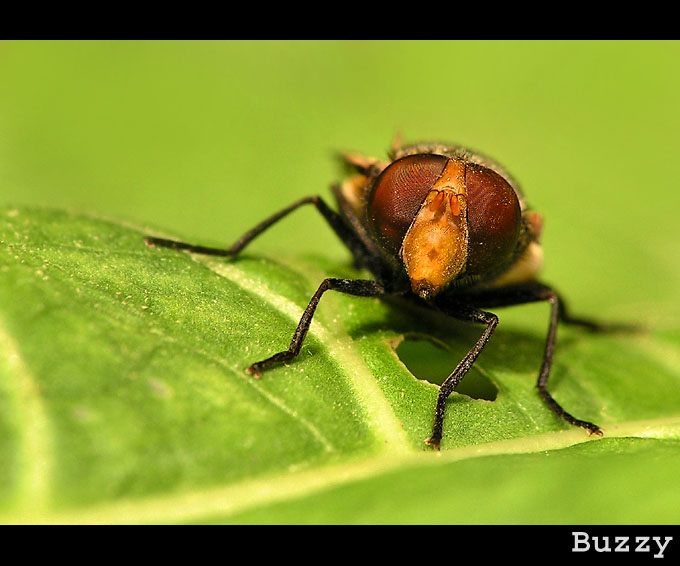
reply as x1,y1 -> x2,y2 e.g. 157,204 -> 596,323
367,153 -> 524,298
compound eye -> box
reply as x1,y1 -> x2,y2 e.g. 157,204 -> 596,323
367,153 -> 449,253
465,163 -> 522,275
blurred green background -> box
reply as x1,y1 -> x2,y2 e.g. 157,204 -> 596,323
1,40 -> 679,322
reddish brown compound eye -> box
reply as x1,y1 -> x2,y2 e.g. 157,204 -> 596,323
465,163 -> 522,276
367,153 -> 449,253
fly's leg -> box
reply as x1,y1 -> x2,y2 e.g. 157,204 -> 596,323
145,197 -> 386,379
247,278 -> 385,376
429,281 -> 605,450
145,195 -> 364,259
425,307 -> 498,451
534,286 -> 603,436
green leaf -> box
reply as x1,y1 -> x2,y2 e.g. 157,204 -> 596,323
1,205 -> 679,524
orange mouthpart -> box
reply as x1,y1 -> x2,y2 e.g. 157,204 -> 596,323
401,159 -> 468,299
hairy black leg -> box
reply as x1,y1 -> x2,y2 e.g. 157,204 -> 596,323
145,195 -> 365,260
246,278 -> 385,377
534,287 -> 603,436
442,281 -> 603,442
425,306 -> 499,451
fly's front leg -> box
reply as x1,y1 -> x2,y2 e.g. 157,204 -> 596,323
246,278 -> 385,377
425,307 -> 499,451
